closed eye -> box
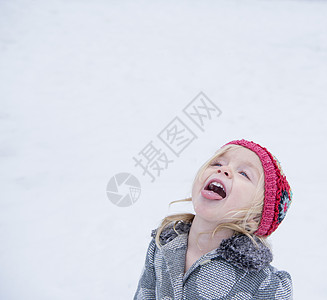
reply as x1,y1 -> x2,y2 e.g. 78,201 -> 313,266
239,171 -> 250,180
211,162 -> 222,167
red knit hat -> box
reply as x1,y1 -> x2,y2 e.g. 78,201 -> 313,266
224,139 -> 293,237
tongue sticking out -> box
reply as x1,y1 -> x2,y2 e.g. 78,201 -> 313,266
201,182 -> 226,200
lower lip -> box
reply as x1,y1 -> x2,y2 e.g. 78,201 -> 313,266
201,190 -> 223,200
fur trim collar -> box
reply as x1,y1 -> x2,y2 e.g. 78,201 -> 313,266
151,221 -> 192,245
151,221 -> 273,272
217,234 -> 273,272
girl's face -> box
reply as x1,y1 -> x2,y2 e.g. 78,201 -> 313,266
192,146 -> 264,224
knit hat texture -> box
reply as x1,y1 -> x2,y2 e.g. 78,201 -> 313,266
224,139 -> 292,236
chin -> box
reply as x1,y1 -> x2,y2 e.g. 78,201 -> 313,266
194,204 -> 220,222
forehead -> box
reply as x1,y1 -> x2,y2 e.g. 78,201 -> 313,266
219,147 -> 263,170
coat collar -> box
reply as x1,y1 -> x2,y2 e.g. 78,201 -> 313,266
152,221 -> 273,273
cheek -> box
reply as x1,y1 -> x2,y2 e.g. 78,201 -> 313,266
191,170 -> 210,199
192,179 -> 203,198
235,181 -> 257,205
191,184 -> 196,199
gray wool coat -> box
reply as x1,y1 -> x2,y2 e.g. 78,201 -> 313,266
134,221 -> 292,300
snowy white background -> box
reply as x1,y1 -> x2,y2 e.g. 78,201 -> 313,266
1,0 -> 327,299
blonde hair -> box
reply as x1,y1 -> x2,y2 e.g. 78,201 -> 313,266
155,144 -> 266,248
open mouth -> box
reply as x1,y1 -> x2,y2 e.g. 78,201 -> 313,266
203,180 -> 227,199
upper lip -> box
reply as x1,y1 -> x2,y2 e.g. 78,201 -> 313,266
203,177 -> 228,197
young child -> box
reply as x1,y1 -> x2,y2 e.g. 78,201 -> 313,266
134,139 -> 293,300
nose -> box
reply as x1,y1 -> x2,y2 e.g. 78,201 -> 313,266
217,166 -> 233,178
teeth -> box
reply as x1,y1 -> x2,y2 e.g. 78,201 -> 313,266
210,181 -> 225,191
